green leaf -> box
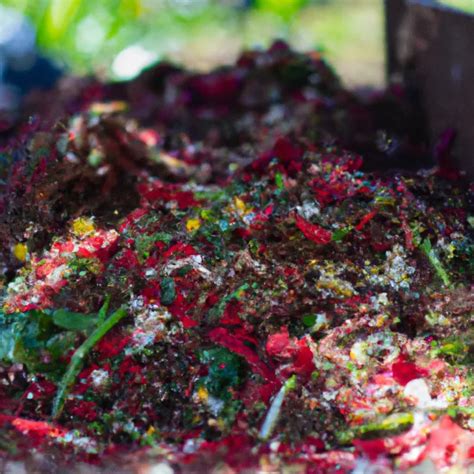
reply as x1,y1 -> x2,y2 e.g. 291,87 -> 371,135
160,277 -> 176,306
53,309 -> 97,331
302,314 -> 316,327
332,226 -> 352,242
199,347 -> 245,398
46,332 -> 77,359
420,237 -> 431,253
97,295 -> 111,324
275,172 -> 284,190
154,232 -> 173,244
0,310 -> 72,376
0,314 -> 17,361
285,374 -> 297,390
135,232 -> 172,262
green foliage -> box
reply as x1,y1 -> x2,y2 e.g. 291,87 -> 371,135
68,257 -> 101,275
336,412 -> 414,443
196,347 -> 246,431
431,333 -> 474,365
331,226 -> 352,242
135,232 -> 172,262
355,412 -> 414,439
52,309 -> 98,331
256,0 -> 309,20
2,0 -> 384,86
0,310 -> 77,377
0,297 -> 122,386
199,347 -> 245,399
439,0 -> 474,13
52,304 -> 128,418
302,314 -> 316,327
160,277 -> 176,306
420,238 -> 452,287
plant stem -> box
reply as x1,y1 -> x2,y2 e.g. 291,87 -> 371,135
420,238 -> 452,287
51,305 -> 128,419
97,294 -> 111,325
259,375 -> 297,440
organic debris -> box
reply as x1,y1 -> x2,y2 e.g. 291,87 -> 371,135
0,43 -> 472,472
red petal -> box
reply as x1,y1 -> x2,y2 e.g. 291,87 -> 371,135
12,418 -> 66,440
266,327 -> 293,358
355,210 -> 377,231
273,136 -> 303,163
292,339 -> 315,377
353,438 -> 387,461
220,300 -> 242,325
391,358 -> 429,386
295,214 -> 332,244
162,242 -> 198,260
208,327 -> 275,382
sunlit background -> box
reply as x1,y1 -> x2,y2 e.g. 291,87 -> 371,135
0,0 -> 387,88
0,0 -> 472,92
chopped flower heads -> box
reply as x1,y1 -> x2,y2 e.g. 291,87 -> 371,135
0,43 -> 473,472
4,225 -> 119,313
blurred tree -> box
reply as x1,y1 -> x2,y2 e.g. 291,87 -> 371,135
1,0 -> 387,87
255,0 -> 309,20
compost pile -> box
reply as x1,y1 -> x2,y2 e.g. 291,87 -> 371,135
0,43 -> 473,473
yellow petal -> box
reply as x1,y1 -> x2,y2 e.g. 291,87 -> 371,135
13,243 -> 28,262
197,386 -> 208,402
71,217 -> 95,236
234,196 -> 247,213
146,426 -> 155,436
186,218 -> 201,232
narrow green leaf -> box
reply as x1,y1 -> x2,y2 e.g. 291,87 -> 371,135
52,305 -> 128,419
97,295 -> 111,325
275,172 -> 284,190
420,238 -> 452,287
355,412 -> 414,438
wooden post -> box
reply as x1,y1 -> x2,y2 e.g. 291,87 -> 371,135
385,0 -> 474,178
